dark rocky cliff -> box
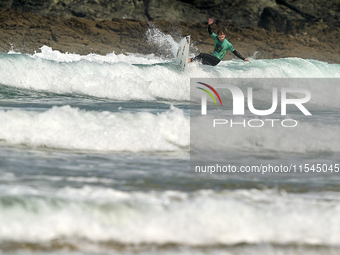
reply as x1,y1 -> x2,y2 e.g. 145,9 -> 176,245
1,0 -> 339,32
0,0 -> 339,63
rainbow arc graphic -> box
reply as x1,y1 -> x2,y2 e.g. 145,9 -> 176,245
196,82 -> 223,106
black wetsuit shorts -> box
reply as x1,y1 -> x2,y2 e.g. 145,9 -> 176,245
190,53 -> 221,66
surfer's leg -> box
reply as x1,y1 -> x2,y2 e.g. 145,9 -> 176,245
190,53 -> 220,66
190,53 -> 204,63
201,54 -> 220,66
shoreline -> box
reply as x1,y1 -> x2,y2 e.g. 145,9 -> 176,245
1,8 -> 340,64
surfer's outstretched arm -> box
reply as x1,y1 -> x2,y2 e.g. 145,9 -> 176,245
207,24 -> 213,35
207,18 -> 214,35
232,50 -> 251,63
188,18 -> 215,63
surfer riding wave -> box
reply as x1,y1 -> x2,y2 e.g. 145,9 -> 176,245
188,18 -> 251,66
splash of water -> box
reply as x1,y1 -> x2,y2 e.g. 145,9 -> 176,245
145,23 -> 180,59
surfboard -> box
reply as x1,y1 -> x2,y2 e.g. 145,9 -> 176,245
175,36 -> 190,71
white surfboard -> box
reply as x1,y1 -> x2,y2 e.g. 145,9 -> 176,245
175,36 -> 190,71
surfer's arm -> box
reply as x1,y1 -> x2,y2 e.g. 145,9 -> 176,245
207,25 -> 213,35
232,50 -> 245,60
232,50 -> 251,63
207,18 -> 214,35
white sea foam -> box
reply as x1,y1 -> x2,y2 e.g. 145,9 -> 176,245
0,187 -> 340,246
33,45 -> 165,64
0,105 -> 189,151
0,43 -> 339,102
0,104 -> 338,153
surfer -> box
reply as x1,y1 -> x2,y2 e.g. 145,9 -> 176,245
188,18 -> 251,66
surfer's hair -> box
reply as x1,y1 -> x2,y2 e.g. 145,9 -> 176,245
217,30 -> 226,35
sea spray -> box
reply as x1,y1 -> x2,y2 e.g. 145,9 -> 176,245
145,23 -> 182,59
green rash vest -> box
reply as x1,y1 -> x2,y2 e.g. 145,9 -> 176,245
211,32 -> 235,60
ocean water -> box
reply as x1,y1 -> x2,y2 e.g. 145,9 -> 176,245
1,28 -> 340,255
